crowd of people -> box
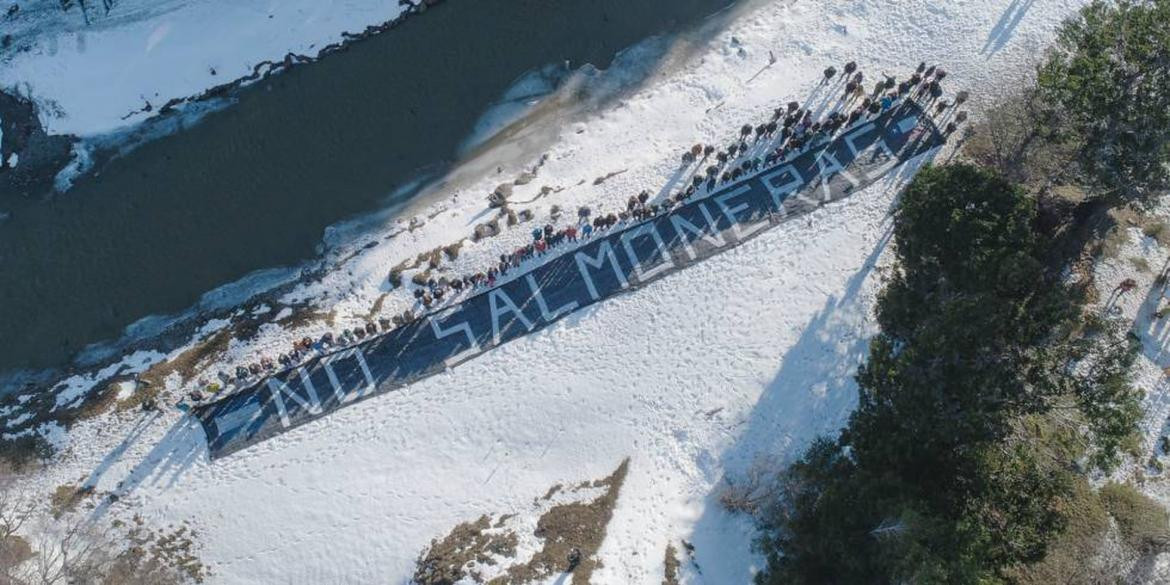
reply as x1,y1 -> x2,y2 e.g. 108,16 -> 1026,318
191,61 -> 965,403
401,60 -> 964,313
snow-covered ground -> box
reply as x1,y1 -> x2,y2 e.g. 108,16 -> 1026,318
2,0 -> 1103,583
1093,209 -> 1170,470
0,0 -> 413,136
1075,206 -> 1170,577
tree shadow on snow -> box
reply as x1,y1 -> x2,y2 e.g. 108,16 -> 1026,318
682,224 -> 893,582
1124,261 -> 1170,458
87,415 -> 209,523
981,0 -> 1038,56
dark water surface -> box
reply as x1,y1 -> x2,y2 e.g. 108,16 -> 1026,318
0,0 -> 733,374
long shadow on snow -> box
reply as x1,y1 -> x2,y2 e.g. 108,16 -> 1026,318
681,226 -> 889,582
86,415 -> 208,523
981,0 -> 1038,55
682,148 -> 939,581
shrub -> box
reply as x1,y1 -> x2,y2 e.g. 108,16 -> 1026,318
1005,479 -> 1110,584
1099,482 -> 1170,552
1143,220 -> 1170,246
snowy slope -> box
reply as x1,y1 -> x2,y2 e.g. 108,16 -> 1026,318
4,0 -> 1095,583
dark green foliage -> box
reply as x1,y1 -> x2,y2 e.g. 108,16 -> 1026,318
857,166 -> 1073,459
757,164 -> 1144,584
1037,0 -> 1170,208
757,2 -> 1168,579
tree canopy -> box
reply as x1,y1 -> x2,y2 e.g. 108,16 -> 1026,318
756,164 -> 1143,584
1037,0 -> 1170,208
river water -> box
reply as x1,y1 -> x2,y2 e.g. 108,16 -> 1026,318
0,0 -> 734,376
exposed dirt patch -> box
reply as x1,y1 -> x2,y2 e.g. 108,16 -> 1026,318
108,516 -> 210,584
49,482 -> 92,519
414,459 -> 630,585
413,515 -> 519,585
275,305 -> 337,330
366,293 -> 391,320
540,483 -> 563,502
497,458 -> 629,585
135,327 -> 231,401
663,543 -> 681,585
592,169 -> 627,186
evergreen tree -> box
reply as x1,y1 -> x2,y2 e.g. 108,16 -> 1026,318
756,164 -> 1143,584
1037,0 -> 1170,208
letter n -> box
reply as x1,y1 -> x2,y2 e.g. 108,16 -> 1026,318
267,371 -> 323,428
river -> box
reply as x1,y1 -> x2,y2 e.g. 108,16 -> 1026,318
0,0 -> 735,377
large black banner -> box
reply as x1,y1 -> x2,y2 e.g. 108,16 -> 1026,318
194,101 -> 944,458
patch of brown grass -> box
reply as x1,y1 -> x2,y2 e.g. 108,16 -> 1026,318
137,328 -> 231,391
417,248 -> 444,270
1010,479 -> 1170,583
53,375 -> 128,426
540,483 -> 563,502
496,458 -> 630,585
0,533 -> 33,569
366,293 -> 390,320
276,305 -> 336,330
411,270 -> 433,287
443,241 -> 464,261
133,308 -> 283,404
1007,479 -> 1110,584
107,517 -> 209,584
49,483 -> 92,519
663,543 -> 680,585
1099,482 -> 1170,552
1130,256 -> 1152,273
388,261 -> 410,288
73,381 -> 122,420
1099,226 -> 1130,260
413,515 -> 519,585
1143,219 -> 1170,247
413,460 -> 631,585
